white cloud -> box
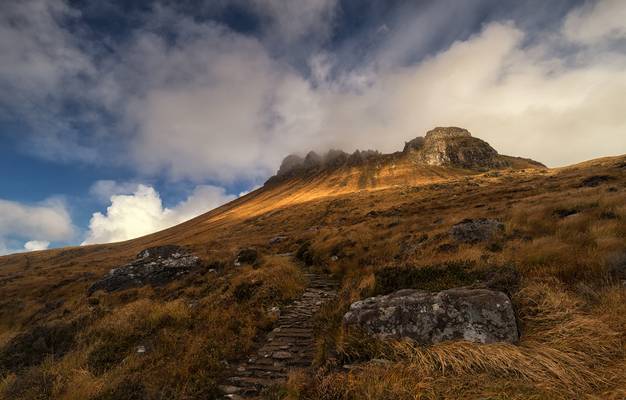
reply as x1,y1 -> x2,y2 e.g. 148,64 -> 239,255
24,240 -> 51,251
0,0 -> 92,105
108,19 -> 327,182
82,184 -> 236,245
0,197 -> 75,255
563,0 -> 626,44
0,198 -> 74,240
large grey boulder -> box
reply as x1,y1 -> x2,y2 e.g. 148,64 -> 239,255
343,288 -> 518,345
88,245 -> 201,294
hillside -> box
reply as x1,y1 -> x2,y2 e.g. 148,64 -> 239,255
1,128 -> 625,399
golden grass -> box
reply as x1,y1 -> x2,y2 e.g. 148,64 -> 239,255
0,154 -> 624,399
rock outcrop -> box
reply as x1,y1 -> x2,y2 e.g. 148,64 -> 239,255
343,288 -> 518,345
88,245 -> 201,294
450,218 -> 504,244
234,248 -> 259,266
405,127 -> 510,169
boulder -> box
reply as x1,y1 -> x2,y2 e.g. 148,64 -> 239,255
88,245 -> 201,294
450,218 -> 504,244
234,248 -> 258,266
343,288 -> 518,345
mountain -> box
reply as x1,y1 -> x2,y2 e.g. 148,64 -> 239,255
0,128 -> 625,399
267,126 -> 544,190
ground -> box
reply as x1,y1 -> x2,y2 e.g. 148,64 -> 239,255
0,155 -> 625,399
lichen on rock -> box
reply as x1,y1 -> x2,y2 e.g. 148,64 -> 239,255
343,287 -> 519,345
88,245 -> 201,294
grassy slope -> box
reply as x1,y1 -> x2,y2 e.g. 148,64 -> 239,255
0,155 -> 624,399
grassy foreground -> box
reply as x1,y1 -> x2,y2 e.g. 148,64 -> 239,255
1,155 -> 625,399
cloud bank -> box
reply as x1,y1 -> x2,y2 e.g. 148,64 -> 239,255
82,184 -> 236,244
0,197 -> 74,255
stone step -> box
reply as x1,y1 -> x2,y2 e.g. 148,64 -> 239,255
228,376 -> 284,387
221,268 -> 338,398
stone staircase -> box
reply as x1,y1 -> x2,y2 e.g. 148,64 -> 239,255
221,271 -> 338,398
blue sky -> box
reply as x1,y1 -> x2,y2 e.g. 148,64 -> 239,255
1,0 -> 625,254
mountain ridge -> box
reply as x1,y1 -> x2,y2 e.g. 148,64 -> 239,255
267,127 -> 544,184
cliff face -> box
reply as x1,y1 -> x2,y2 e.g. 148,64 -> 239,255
406,127 -> 510,169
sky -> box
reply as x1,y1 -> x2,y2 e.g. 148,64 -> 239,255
1,0 -> 625,254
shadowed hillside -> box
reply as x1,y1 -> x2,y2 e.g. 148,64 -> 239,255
1,129 -> 625,399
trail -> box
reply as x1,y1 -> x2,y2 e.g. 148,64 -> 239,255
222,270 -> 338,398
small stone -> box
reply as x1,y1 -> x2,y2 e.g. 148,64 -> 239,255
272,351 -> 292,359
219,385 -> 241,394
269,235 -> 288,245
136,345 -> 146,354
234,248 -> 258,265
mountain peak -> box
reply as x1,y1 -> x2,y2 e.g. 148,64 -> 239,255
404,126 -> 508,169
268,127 -> 544,186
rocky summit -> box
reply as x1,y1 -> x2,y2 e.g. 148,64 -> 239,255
343,288 -> 519,345
405,127 -> 510,169
268,127 -> 542,185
